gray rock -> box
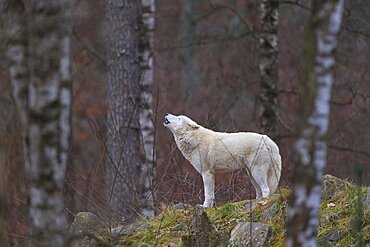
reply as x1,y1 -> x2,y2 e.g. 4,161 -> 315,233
318,226 -> 340,244
180,206 -> 224,247
261,203 -> 279,223
69,212 -> 104,247
228,222 -> 271,247
171,223 -> 183,231
173,202 -> 191,212
322,174 -> 349,201
361,189 -> 370,210
111,222 -> 148,238
243,201 -> 258,211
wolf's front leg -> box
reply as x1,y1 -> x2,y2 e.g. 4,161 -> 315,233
202,172 -> 215,207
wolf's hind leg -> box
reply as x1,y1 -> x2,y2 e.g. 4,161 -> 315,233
251,169 -> 270,199
250,175 -> 263,200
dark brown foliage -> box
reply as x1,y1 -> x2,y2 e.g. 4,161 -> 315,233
1,0 -> 369,245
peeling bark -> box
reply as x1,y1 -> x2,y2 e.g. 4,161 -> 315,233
106,0 -> 143,222
4,0 -> 73,246
286,1 -> 345,246
259,0 -> 279,138
139,0 -> 155,218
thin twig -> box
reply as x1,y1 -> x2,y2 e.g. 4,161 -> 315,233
328,145 -> 370,158
72,29 -> 106,64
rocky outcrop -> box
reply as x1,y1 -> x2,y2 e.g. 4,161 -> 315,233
318,226 -> 340,245
261,202 -> 280,223
69,212 -> 104,247
180,206 -> 224,247
68,174 -> 370,246
362,189 -> 370,210
229,222 -> 271,247
321,174 -> 350,200
173,202 -> 191,212
111,222 -> 147,238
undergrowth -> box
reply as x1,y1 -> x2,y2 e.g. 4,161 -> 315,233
106,182 -> 369,247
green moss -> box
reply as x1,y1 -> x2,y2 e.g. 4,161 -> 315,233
207,200 -> 252,232
97,183 -> 369,247
118,207 -> 192,246
318,181 -> 370,246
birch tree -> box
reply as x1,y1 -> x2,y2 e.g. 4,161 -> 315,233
259,0 -> 279,138
4,0 -> 73,246
139,0 -> 156,218
106,0 -> 143,221
286,0 -> 345,246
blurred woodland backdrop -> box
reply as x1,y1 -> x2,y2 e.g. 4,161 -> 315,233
0,0 -> 369,246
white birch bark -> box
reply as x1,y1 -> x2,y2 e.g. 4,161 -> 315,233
259,0 -> 279,138
5,0 -> 73,246
139,0 -> 156,218
286,1 -> 345,246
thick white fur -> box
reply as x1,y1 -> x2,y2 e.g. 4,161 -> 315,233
164,114 -> 282,207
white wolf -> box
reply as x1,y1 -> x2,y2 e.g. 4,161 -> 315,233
164,113 -> 282,207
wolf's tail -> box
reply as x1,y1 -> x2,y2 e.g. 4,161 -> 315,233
268,152 -> 282,195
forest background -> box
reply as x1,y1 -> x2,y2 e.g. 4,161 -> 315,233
0,0 -> 369,245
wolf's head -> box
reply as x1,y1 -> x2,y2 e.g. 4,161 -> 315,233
164,113 -> 201,151
163,113 -> 200,135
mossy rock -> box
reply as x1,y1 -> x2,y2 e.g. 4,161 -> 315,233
114,190 -> 288,246
229,222 -> 271,247
69,212 -> 105,247
179,206 -> 226,247
322,174 -> 351,201
89,175 -> 369,246
70,212 -> 103,234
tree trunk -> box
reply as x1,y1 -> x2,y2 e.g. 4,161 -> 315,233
179,0 -> 199,102
139,0 -> 156,218
106,0 -> 143,222
0,142 -> 6,246
259,0 -> 279,138
286,1 -> 345,246
4,0 -> 73,246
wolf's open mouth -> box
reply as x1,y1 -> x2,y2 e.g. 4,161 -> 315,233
164,118 -> 170,124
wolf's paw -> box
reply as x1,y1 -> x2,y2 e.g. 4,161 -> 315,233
258,198 -> 268,206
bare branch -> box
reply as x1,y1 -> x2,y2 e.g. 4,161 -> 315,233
157,31 -> 253,51
208,0 -> 255,33
72,29 -> 106,65
328,145 -> 370,158
278,0 -> 311,11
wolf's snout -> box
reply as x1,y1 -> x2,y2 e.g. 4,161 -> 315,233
164,114 -> 170,125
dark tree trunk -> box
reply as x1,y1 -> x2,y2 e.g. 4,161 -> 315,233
259,0 -> 279,138
0,143 -> 5,246
179,0 -> 199,102
286,0 -> 345,246
106,0 -> 143,222
4,0 -> 73,246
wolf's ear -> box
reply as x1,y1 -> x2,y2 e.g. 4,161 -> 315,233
187,121 -> 200,130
